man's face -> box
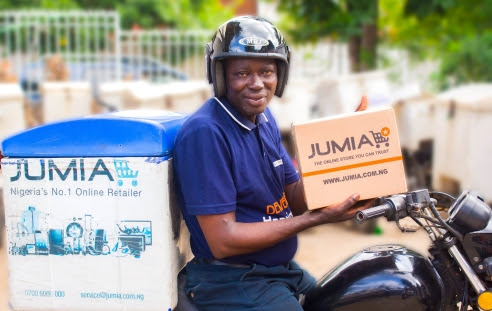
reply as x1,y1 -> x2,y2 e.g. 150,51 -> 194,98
224,58 -> 277,123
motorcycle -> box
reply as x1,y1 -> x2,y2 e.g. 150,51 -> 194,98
176,189 -> 492,311
303,189 -> 492,311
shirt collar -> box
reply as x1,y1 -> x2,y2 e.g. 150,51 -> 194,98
214,96 -> 269,131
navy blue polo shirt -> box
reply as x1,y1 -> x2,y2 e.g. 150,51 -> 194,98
173,96 -> 299,267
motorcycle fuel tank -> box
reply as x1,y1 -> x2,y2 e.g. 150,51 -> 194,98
303,245 -> 444,311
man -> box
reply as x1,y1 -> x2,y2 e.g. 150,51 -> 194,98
173,16 -> 374,311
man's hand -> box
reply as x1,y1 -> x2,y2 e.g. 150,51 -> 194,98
355,95 -> 368,112
310,194 -> 376,224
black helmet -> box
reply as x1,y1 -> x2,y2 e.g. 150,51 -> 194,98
206,16 -> 291,98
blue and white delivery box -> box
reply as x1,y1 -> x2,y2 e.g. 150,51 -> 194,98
0,110 -> 192,311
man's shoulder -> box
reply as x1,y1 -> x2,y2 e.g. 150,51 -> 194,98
176,98 -> 228,139
182,98 -> 222,129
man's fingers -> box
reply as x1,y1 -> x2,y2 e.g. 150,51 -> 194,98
355,95 -> 368,112
333,198 -> 376,221
347,199 -> 377,215
356,198 -> 377,209
318,195 -> 376,223
337,193 -> 360,211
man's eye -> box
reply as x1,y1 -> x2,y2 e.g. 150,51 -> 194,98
237,72 -> 248,77
263,70 -> 274,76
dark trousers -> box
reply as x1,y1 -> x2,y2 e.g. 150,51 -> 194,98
184,259 -> 316,311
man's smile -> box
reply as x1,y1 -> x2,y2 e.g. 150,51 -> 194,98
244,95 -> 267,106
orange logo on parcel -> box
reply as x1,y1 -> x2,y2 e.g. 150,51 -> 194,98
266,193 -> 289,215
308,127 -> 391,159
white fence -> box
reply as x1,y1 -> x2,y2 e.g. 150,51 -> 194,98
0,10 -> 354,89
119,29 -> 211,81
0,11 -> 121,84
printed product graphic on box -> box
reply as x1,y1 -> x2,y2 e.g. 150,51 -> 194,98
293,107 -> 407,209
8,204 -> 153,259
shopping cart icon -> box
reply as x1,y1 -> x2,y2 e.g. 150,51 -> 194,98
370,129 -> 390,148
113,159 -> 139,186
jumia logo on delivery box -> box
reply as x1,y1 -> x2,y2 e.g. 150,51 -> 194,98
9,159 -> 114,182
308,127 -> 391,159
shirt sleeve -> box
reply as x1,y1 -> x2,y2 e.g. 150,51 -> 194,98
173,123 -> 237,215
280,139 -> 299,185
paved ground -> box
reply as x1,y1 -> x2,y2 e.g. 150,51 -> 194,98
0,217 -> 431,311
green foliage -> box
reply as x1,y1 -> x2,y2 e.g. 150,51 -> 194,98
277,0 -> 378,42
0,0 -> 234,30
276,0 -> 344,42
278,0 -> 492,88
277,1 -> 341,42
0,0 -> 79,9
85,0 -> 234,30
436,33 -> 492,90
40,0 -> 79,9
403,0 -> 454,19
383,0 -> 492,56
382,0 -> 492,89
111,0 -> 227,29
277,0 -> 379,71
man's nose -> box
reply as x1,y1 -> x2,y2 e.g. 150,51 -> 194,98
248,73 -> 264,89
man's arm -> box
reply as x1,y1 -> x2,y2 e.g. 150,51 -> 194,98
197,194 -> 374,259
284,179 -> 308,216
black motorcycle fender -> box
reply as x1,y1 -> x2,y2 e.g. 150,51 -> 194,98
303,245 -> 445,311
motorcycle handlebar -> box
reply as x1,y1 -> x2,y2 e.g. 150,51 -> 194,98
355,202 -> 393,223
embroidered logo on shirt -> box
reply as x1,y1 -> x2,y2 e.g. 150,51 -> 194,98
265,193 -> 288,215
273,159 -> 283,167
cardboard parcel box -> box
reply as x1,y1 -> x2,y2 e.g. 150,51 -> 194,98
292,106 -> 407,209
